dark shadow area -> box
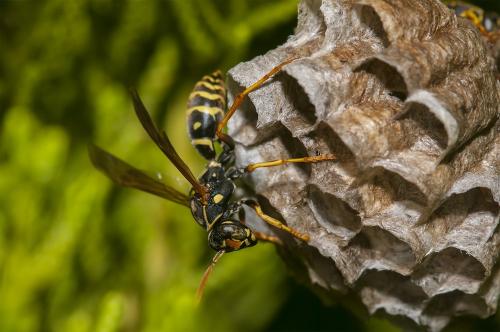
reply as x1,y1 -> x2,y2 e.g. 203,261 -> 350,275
256,193 -> 288,225
399,102 -> 448,150
308,121 -> 358,176
308,184 -> 361,235
424,290 -> 487,319
277,123 -> 313,177
368,166 -> 428,206
440,116 -> 497,164
265,280 -> 365,332
434,187 -> 500,216
413,247 -> 486,287
356,4 -> 390,47
356,58 -> 408,102
348,226 -> 416,270
429,187 -> 499,230
280,72 -> 317,126
356,270 -> 428,306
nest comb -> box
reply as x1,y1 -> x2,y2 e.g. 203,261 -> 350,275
227,0 -> 500,330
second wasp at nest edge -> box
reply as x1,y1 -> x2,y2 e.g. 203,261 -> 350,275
89,57 -> 336,299
445,1 -> 499,42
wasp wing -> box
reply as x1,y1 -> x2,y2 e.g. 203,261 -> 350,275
130,89 -> 207,197
89,144 -> 190,207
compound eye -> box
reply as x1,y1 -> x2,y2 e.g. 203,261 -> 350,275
220,223 -> 245,240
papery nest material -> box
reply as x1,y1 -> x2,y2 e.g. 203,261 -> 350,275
227,0 -> 500,331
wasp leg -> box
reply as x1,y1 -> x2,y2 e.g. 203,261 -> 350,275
244,154 -> 335,173
217,143 -> 235,166
222,201 -> 243,220
254,231 -> 283,245
238,207 -> 283,245
243,199 -> 310,242
215,57 -> 298,146
225,154 -> 335,180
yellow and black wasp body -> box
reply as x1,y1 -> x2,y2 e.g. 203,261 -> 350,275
89,57 -> 334,297
189,160 -> 257,252
187,70 -> 227,160
446,1 -> 499,37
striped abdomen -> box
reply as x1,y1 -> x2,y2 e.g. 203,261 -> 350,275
187,70 -> 226,160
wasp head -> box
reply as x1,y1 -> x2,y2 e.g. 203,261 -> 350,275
208,220 -> 257,252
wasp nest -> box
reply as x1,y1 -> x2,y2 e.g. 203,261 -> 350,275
227,0 -> 499,330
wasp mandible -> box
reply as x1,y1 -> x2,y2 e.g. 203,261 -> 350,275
89,58 -> 335,298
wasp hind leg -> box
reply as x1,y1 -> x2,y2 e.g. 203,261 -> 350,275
243,200 -> 310,242
215,57 -> 298,147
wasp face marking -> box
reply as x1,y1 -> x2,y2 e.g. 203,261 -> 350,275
208,220 -> 257,252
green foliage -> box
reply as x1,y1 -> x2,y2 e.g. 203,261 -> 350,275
0,1 -> 296,331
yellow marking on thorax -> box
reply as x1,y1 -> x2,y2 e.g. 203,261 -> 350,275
193,121 -> 202,130
189,91 -> 226,104
195,80 -> 225,92
191,138 -> 214,150
187,105 -> 224,119
213,194 -> 224,204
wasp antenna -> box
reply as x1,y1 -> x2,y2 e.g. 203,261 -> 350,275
196,250 -> 225,303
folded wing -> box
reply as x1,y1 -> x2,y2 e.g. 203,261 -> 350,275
89,143 -> 190,207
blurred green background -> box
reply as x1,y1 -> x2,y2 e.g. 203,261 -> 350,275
0,1 -> 498,331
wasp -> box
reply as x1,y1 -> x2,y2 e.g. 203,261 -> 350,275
445,1 -> 499,41
89,58 -> 335,298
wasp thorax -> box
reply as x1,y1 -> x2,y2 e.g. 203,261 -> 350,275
208,221 -> 257,252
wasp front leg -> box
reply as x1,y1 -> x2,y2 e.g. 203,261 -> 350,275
221,201 -> 243,220
225,154 -> 336,180
217,143 -> 235,167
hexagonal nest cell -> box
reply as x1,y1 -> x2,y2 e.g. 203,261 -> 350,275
227,0 -> 499,331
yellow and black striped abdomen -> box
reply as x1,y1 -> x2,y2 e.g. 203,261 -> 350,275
187,70 -> 227,160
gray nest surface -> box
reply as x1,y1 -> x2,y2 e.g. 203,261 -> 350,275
226,0 -> 500,331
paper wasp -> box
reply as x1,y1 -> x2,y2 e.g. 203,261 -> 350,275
89,58 -> 335,299
445,1 -> 499,42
